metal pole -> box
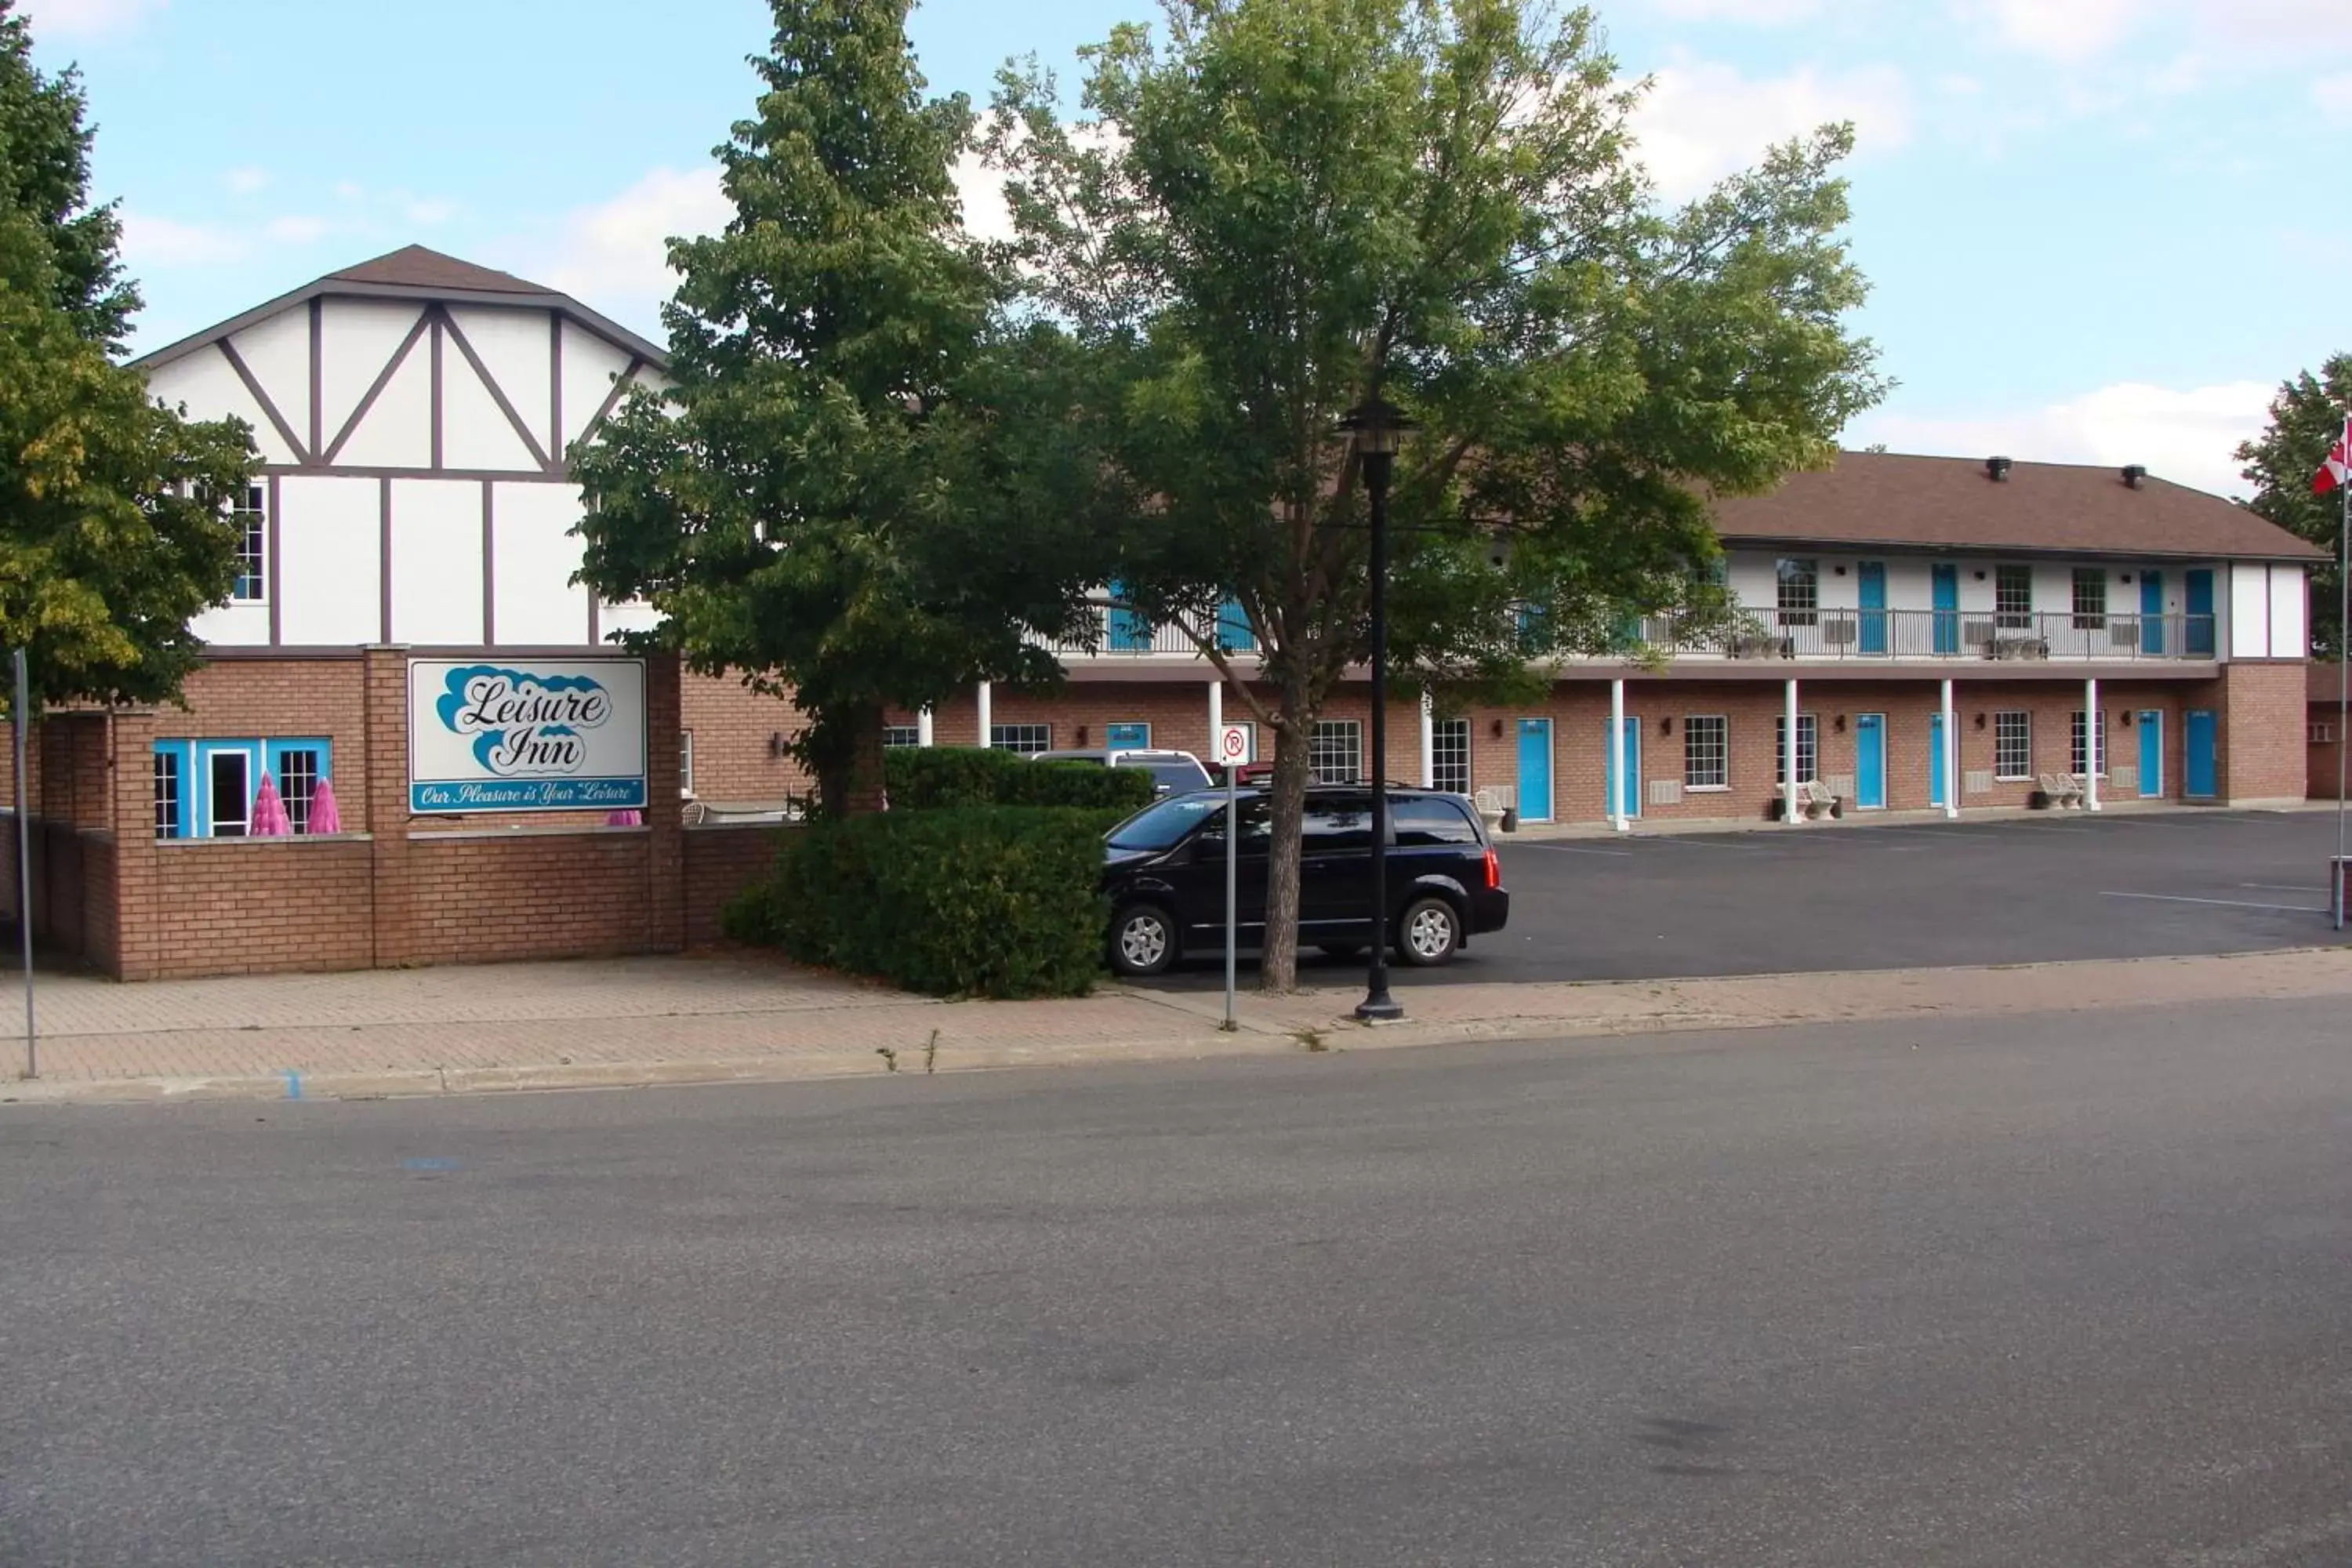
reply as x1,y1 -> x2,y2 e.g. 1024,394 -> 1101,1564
1223,751 -> 1238,1032
1358,448 -> 1401,1022
2336,425 -> 2347,930
14,648 -> 32,1080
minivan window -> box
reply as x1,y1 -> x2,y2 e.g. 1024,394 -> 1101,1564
1105,796 -> 1225,851
1134,758 -> 1213,793
1395,795 -> 1479,847
1304,793 -> 1376,852
1192,797 -> 1273,858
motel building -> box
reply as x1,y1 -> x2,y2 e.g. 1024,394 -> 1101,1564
0,245 -> 2324,980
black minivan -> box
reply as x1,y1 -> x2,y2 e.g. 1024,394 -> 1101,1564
1100,786 -> 1510,978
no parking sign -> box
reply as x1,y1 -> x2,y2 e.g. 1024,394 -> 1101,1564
1219,724 -> 1251,768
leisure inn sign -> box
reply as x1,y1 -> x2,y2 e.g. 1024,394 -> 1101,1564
407,659 -> 649,814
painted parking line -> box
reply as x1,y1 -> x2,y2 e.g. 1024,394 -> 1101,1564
2241,883 -> 2328,894
2100,891 -> 2328,915
1512,841 -> 1634,859
1625,834 -> 1777,853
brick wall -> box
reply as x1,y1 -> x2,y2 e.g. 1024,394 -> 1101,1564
682,672 -> 813,804
141,838 -> 375,978
397,829 -> 659,966
683,824 -> 784,949
2217,662 -> 2307,804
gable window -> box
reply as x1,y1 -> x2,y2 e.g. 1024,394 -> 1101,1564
1994,711 -> 2032,779
1995,564 -> 2034,630
1775,715 -> 1818,786
230,484 -> 266,602
1775,558 -> 1819,628
1685,715 -> 1729,790
2071,568 -> 2107,630
1310,720 -> 1363,784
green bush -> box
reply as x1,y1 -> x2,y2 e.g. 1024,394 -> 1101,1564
728,806 -> 1114,998
884,746 -> 1155,814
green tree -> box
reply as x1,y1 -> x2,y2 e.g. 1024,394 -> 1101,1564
574,0 -> 1108,817
991,0 -> 1884,989
2235,353 -> 2350,658
0,2 -> 253,710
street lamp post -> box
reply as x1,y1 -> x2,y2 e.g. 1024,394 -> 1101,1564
1341,396 -> 1416,1024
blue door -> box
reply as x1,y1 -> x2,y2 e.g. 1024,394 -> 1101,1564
1857,562 -> 1887,655
1854,713 -> 1886,809
1107,579 -> 1151,652
2141,572 -> 2165,655
1605,717 -> 1642,820
2185,709 -> 2217,798
1932,564 -> 1959,655
2185,570 -> 2215,656
2137,710 -> 2164,798
1516,719 -> 1553,822
1929,713 -> 1946,808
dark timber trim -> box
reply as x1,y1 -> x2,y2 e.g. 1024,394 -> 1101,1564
437,306 -> 552,470
321,308 -> 431,465
217,339 -> 311,464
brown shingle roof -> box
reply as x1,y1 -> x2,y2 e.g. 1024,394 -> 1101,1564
1712,451 -> 2323,563
324,245 -> 552,296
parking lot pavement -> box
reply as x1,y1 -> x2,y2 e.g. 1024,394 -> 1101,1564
1147,808 -> 2352,989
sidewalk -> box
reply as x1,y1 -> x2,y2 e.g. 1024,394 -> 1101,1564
9,943 -> 2352,1104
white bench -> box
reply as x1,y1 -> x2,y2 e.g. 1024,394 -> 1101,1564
2037,772 -> 2085,809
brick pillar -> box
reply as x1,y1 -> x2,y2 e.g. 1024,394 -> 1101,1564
108,709 -> 159,980
644,651 -> 686,952
2220,661 -> 2307,806
362,646 -> 412,968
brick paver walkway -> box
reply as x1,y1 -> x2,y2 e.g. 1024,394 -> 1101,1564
8,945 -> 2352,1103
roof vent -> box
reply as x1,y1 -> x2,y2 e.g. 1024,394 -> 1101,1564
1986,456 -> 2013,482
2122,464 -> 2147,488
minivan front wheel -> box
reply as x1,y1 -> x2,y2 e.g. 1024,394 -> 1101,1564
1109,903 -> 1178,978
1396,897 -> 1462,967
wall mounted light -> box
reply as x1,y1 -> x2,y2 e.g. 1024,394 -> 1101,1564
1974,713 -> 1987,730
1834,714 -> 1848,733
1974,569 -> 1988,582
1491,718 -> 1505,738
2119,709 -> 2135,728
768,732 -> 784,758
1075,724 -> 1089,746
1834,564 -> 1848,577
1660,715 -> 1674,736
2120,573 -> 2133,584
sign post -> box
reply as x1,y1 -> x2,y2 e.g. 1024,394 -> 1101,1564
1218,723 -> 1249,1033
13,648 -> 32,1080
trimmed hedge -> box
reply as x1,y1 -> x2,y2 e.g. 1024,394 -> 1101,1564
884,745 -> 1156,814
722,806 -> 1116,999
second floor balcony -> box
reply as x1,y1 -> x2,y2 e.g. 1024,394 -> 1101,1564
1643,607 -> 2218,663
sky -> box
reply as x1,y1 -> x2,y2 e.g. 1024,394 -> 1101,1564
20,0 -> 2352,499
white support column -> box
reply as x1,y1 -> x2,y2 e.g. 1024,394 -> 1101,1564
1784,677 -> 1802,825
1419,692 -> 1436,789
1207,679 -> 1223,757
2084,677 -> 2101,811
976,681 -> 993,748
1941,678 -> 1959,821
916,705 -> 935,748
1609,677 -> 1628,832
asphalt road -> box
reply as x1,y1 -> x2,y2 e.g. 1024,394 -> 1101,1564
1156,808 -> 2352,987
8,999 -> 2352,1565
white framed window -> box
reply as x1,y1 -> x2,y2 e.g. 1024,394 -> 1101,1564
1432,718 -> 1470,795
1995,564 -> 2033,630
205,748 -> 251,837
2313,721 -> 2338,746
1776,558 -> 1819,628
1310,720 -> 1363,783
2070,710 -> 2107,777
1685,715 -> 1728,789
230,483 -> 265,602
991,724 -> 1051,755
2071,568 -> 2107,630
153,750 -> 183,840
1775,714 -> 1818,786
274,744 -> 325,832
680,730 -> 695,797
1995,710 -> 2032,779
883,724 -> 922,749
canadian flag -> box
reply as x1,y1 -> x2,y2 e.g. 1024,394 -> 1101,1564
2316,417 -> 2352,495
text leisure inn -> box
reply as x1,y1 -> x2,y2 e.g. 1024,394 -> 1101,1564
0,246 -> 2322,979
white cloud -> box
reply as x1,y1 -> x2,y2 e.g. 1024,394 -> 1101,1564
265,215 -> 330,245
1961,0 -> 2352,64
20,0 -> 165,38
2316,73 -> 2352,125
405,198 -> 459,227
1633,60 -> 1913,201
1647,0 -> 1826,20
225,167 -> 269,196
539,165 -> 732,318
1853,380 -> 2275,500
953,149 -> 1016,246
119,211 -> 246,267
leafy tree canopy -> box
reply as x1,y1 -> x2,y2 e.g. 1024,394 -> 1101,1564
575,0 -> 1112,815
0,1 -> 252,710
989,0 -> 1885,986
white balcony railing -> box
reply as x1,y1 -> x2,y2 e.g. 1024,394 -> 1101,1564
1630,608 -> 2217,663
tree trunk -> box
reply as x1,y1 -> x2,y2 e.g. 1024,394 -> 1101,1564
1258,710 -> 1313,994
815,702 -> 890,818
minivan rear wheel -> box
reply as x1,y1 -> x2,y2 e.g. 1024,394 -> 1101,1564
1396,897 -> 1462,967
1109,903 -> 1178,978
